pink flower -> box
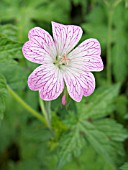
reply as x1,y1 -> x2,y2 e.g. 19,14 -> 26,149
22,22 -> 103,102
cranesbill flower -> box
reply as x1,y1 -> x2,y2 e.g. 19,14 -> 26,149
22,22 -> 103,102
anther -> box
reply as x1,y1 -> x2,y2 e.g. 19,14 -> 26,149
59,53 -> 70,65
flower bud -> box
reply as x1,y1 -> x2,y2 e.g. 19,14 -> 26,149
62,94 -> 66,106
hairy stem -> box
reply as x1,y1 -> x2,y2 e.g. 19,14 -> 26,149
45,101 -> 51,121
7,85 -> 51,129
39,98 -> 51,128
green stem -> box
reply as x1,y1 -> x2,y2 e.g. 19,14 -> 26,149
45,101 -> 51,121
39,98 -> 51,128
7,85 -> 50,129
107,8 -> 113,84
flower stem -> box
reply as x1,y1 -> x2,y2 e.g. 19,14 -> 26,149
46,101 -> 51,115
7,85 -> 50,129
39,98 -> 51,128
107,8 -> 113,84
46,101 -> 52,124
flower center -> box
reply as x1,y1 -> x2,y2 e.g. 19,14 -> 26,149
54,53 -> 70,67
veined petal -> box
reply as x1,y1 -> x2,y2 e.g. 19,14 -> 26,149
63,67 -> 95,102
28,64 -> 64,101
68,38 -> 103,71
22,27 -> 56,64
52,22 -> 83,56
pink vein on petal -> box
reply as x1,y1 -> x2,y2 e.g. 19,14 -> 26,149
63,67 -> 95,102
68,38 -> 104,72
52,21 -> 83,56
28,64 -> 64,101
22,27 -> 56,64
22,22 -> 104,102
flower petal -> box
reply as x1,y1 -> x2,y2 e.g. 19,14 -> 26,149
68,38 -> 103,71
64,68 -> 95,102
28,64 -> 64,101
52,21 -> 83,56
22,27 -> 56,64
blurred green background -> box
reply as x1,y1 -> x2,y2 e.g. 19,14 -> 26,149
0,0 -> 128,170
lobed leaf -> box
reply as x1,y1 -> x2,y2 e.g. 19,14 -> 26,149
78,83 -> 120,120
57,83 -> 127,169
57,123 -> 86,170
0,35 -> 22,63
0,63 -> 27,90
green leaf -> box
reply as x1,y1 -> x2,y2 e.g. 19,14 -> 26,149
0,35 -> 22,63
81,5 -> 108,50
61,145 -> 115,170
78,84 -> 120,120
57,116 -> 127,170
0,75 -> 7,120
57,122 -> 86,170
0,63 -> 27,90
93,119 -> 128,142
0,25 -> 36,90
0,24 -> 18,41
120,162 -> 128,170
57,84 -> 127,170
0,0 -> 71,41
115,95 -> 128,119
84,119 -> 127,166
81,121 -> 116,168
82,2 -> 128,82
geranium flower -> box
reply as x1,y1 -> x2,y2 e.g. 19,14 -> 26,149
22,22 -> 103,102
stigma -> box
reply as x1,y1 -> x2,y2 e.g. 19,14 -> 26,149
59,53 -> 70,65
54,53 -> 71,66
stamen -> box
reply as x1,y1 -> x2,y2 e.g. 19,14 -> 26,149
59,53 -> 70,65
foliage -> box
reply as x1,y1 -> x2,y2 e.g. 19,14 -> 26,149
120,162 -> 128,170
0,0 -> 128,170
0,25 -> 22,63
82,1 -> 128,82
57,84 -> 128,169
0,75 -> 7,120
